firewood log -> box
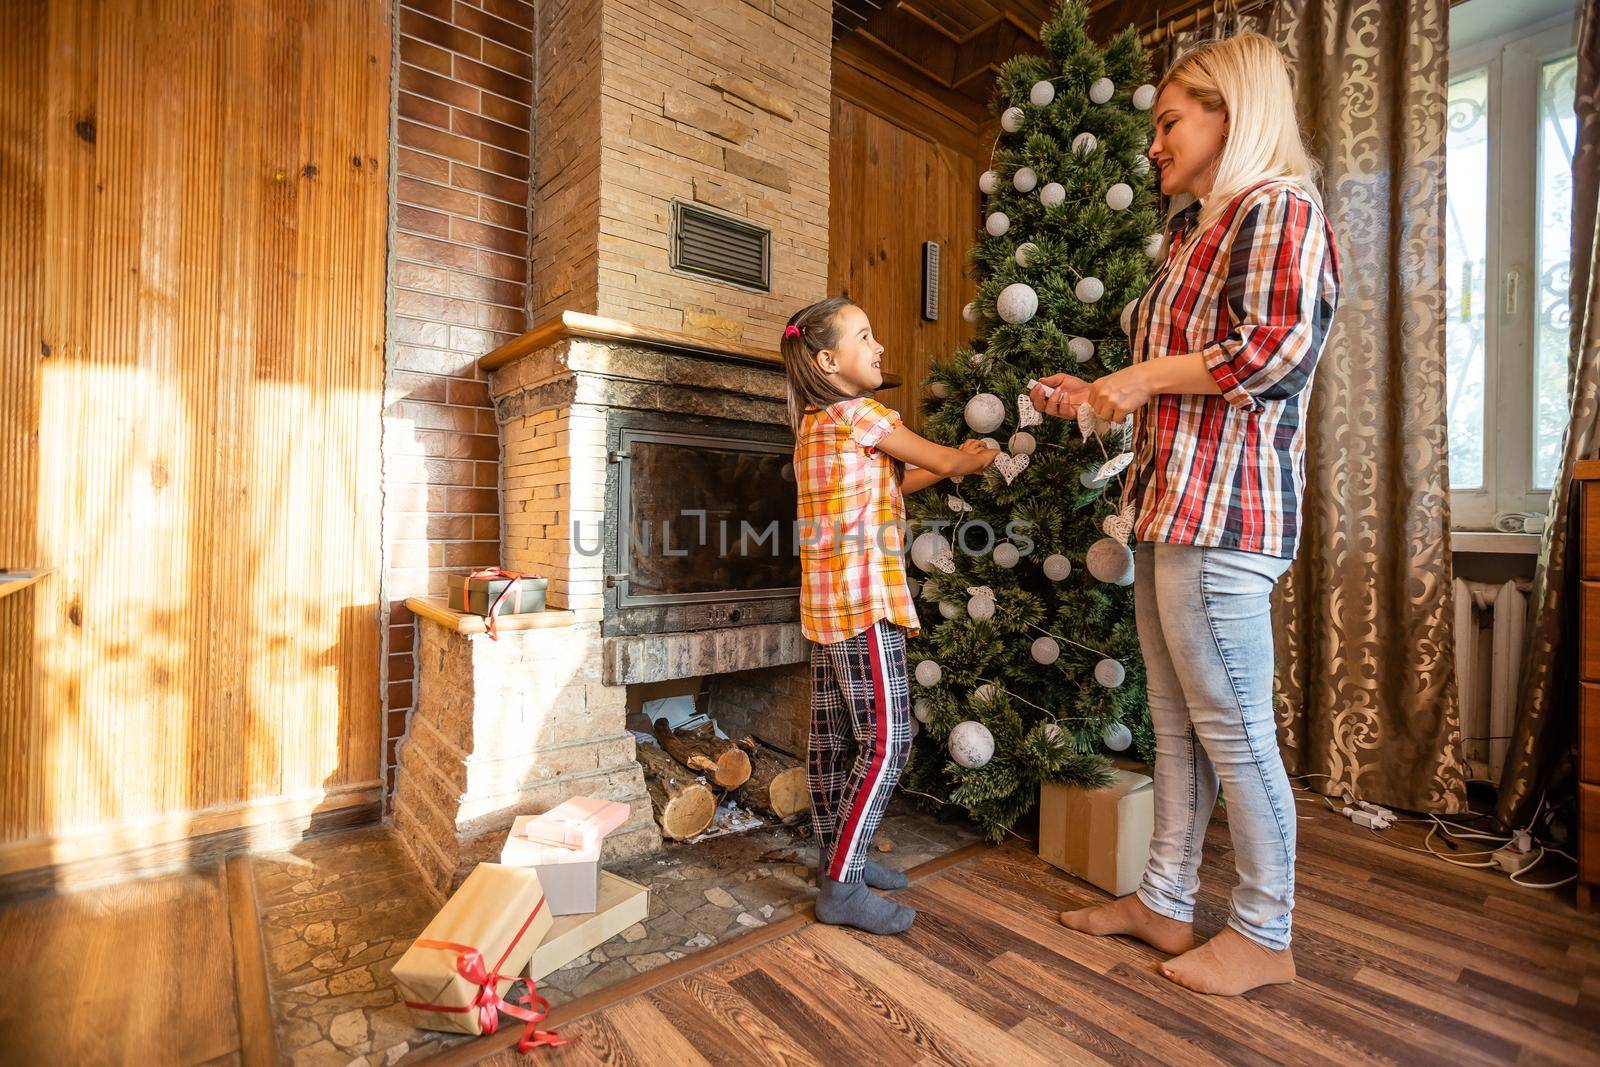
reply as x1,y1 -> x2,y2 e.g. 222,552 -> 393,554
636,743 -> 715,840
653,718 -> 751,790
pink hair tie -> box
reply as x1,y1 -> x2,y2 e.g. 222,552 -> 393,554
784,324 -> 801,339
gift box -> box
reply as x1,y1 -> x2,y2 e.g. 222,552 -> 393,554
501,815 -> 601,915
518,796 -> 632,851
1038,768 -> 1154,897
392,863 -> 555,1039
448,569 -> 547,617
526,871 -> 650,981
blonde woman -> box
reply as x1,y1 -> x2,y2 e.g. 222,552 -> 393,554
1031,33 -> 1340,996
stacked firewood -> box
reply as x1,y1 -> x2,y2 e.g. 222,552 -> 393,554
637,718 -> 808,840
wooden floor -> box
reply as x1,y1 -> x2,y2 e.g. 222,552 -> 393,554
456,805 -> 1600,1067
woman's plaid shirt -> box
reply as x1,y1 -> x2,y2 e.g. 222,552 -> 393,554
1129,180 -> 1342,559
794,397 -> 920,645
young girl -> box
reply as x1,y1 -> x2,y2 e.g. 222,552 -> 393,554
782,296 -> 996,936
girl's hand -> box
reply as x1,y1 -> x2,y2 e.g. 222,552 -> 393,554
1030,373 -> 1089,418
957,438 -> 1000,473
1084,365 -> 1154,422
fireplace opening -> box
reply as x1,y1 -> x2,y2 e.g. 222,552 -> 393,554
604,410 -> 800,637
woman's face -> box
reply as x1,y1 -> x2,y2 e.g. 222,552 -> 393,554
1148,85 -> 1229,199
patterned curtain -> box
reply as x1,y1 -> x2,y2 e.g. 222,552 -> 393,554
1267,0 -> 1468,813
1497,0 -> 1600,825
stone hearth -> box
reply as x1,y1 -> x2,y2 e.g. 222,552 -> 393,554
391,320 -> 837,898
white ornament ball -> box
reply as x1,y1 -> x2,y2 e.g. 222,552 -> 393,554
1134,155 -> 1151,175
910,530 -> 952,572
1008,431 -> 1036,456
985,211 -> 1011,237
1095,658 -> 1127,688
949,720 -> 995,769
1014,241 -> 1038,267
1039,182 -> 1066,209
962,301 -> 978,324
1089,77 -> 1115,104
979,437 -> 1000,450
910,716 -> 921,739
1132,83 -> 1157,111
929,381 -> 949,399
964,392 -> 1006,434
1012,166 -> 1038,193
1072,132 -> 1098,154
1040,722 -> 1064,745
1144,233 -> 1164,260
1102,721 -> 1133,751
915,659 -> 943,687
1121,298 -> 1138,336
1106,182 -> 1134,211
1043,553 -> 1072,581
907,577 -> 921,598
913,698 -> 933,723
1031,635 -> 1061,665
1029,79 -> 1056,106
1000,106 -> 1025,133
979,169 -> 1000,195
1074,276 -> 1105,304
996,283 -> 1039,325
992,542 -> 1021,568
970,352 -> 986,367
1086,537 -> 1136,586
939,600 -> 963,620
973,682 -> 999,703
1068,336 -> 1095,363
968,593 -> 996,621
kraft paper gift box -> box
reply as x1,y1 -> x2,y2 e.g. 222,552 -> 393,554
447,571 -> 547,617
525,871 -> 650,981
1038,768 -> 1155,897
518,796 -> 631,851
392,863 -> 555,1038
501,815 -> 602,915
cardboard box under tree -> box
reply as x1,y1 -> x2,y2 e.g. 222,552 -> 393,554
1039,767 -> 1155,897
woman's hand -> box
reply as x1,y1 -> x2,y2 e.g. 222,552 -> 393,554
1083,364 -> 1155,422
1030,373 -> 1089,418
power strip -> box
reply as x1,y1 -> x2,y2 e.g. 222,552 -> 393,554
1492,831 -> 1538,874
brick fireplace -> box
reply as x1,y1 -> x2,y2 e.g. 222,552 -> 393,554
389,0 -> 834,899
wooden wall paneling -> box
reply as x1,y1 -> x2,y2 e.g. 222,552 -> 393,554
0,0 -> 389,880
828,92 -> 980,435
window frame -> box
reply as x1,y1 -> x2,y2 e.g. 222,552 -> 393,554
1446,18 -> 1577,530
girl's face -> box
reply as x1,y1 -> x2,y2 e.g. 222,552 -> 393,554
815,304 -> 884,394
1148,85 -> 1229,199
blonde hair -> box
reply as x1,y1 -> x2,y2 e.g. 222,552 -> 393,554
1157,32 -> 1320,231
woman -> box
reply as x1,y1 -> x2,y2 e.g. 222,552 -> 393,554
1030,33 -> 1340,997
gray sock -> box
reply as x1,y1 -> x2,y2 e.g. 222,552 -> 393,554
815,875 -> 916,935
863,859 -> 908,891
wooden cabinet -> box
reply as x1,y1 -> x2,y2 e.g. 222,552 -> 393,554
1579,460 -> 1600,910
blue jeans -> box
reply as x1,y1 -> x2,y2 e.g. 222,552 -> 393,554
1133,541 -> 1297,951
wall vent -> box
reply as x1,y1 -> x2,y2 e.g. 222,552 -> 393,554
670,200 -> 772,292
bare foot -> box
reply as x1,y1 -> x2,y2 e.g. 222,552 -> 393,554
1058,894 -> 1195,955
1160,926 -> 1295,995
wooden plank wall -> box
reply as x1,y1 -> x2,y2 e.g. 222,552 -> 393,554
0,0 -> 391,880
829,43 -> 986,434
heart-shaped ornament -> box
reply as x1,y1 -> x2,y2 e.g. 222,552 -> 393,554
1077,402 -> 1113,439
1102,511 -> 1135,544
1095,451 -> 1135,482
966,585 -> 995,599
991,452 -> 1031,484
928,546 -> 957,574
1016,393 -> 1042,428
947,494 -> 973,513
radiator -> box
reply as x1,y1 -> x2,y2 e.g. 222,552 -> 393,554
1452,578 -> 1531,780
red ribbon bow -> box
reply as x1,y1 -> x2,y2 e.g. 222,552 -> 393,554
404,896 -> 570,1054
466,567 -> 530,641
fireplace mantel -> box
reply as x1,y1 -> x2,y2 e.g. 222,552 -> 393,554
479,309 -> 903,390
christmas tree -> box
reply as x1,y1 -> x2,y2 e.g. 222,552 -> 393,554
901,0 -> 1161,840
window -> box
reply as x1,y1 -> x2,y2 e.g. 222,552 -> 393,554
1445,15 -> 1578,531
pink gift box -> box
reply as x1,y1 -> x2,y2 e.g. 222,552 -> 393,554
518,796 -> 631,851
501,815 -> 602,915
